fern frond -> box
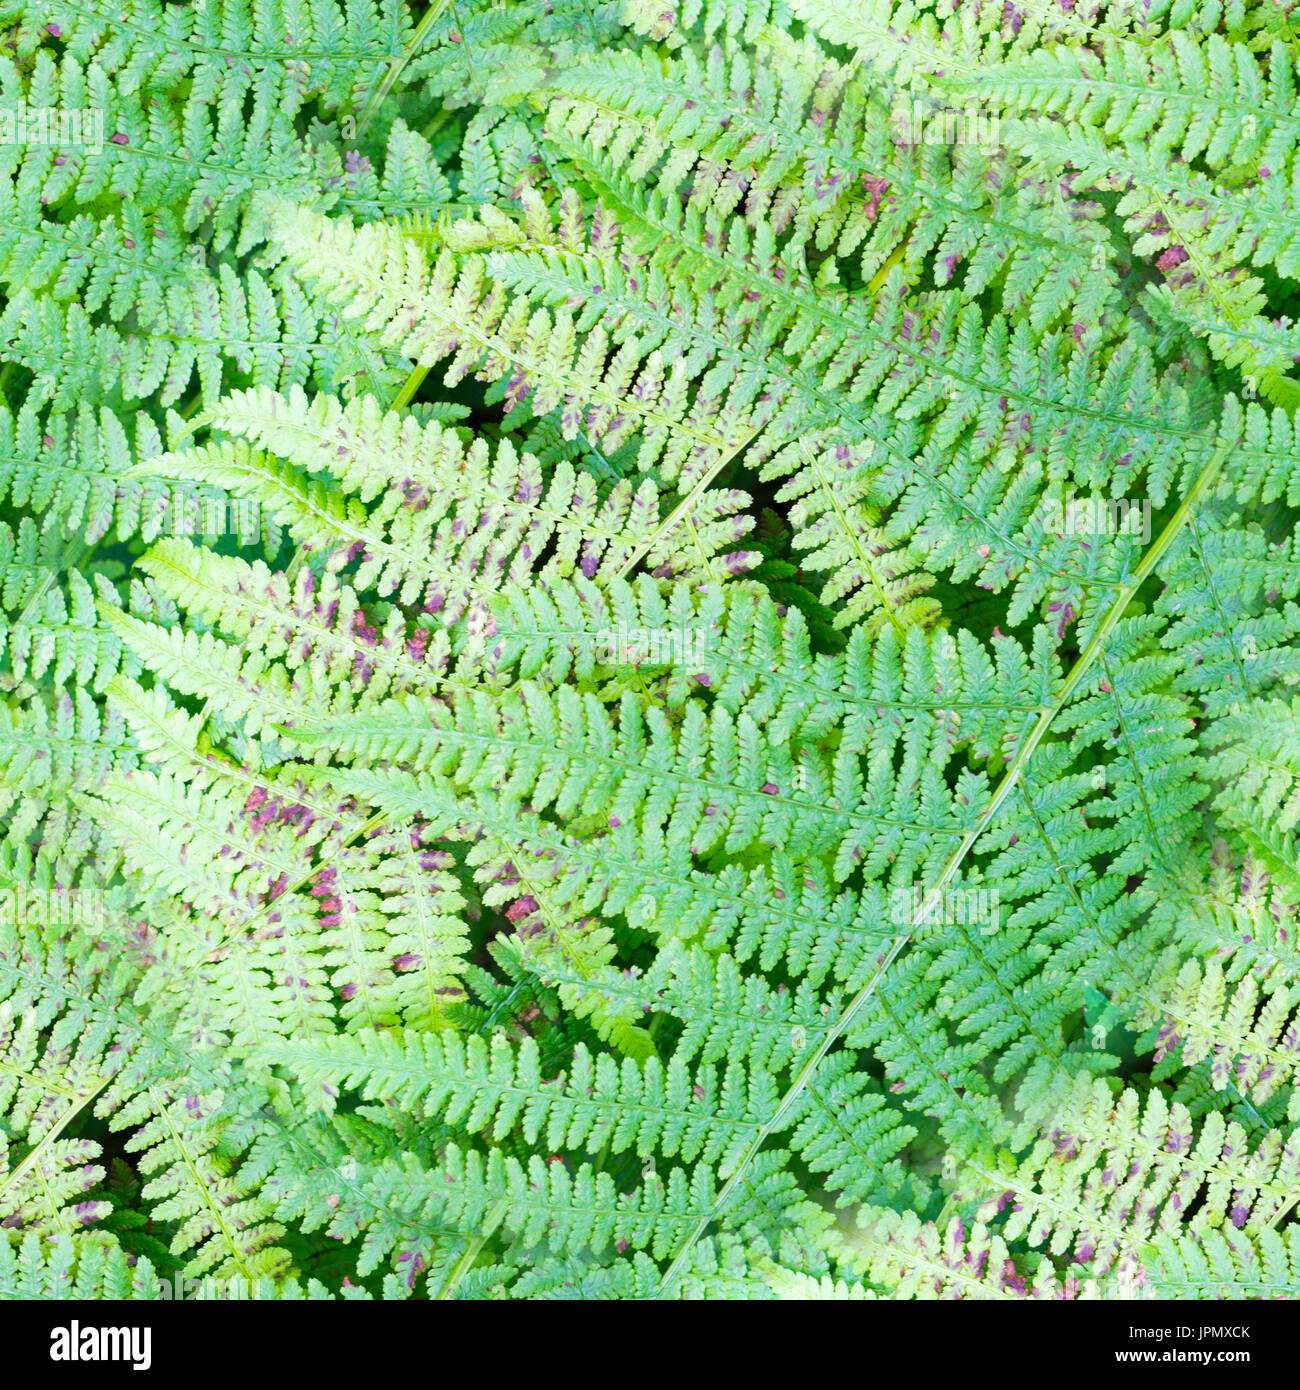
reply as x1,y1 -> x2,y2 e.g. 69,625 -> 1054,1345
833,1210 -> 1068,1300
965,1078 -> 1300,1276
267,197 -> 764,488
1134,1225 -> 1300,1299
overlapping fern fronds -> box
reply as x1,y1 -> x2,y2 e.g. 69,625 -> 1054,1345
0,0 -> 1298,1306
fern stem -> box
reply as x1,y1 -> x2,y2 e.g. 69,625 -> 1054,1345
612,423 -> 761,582
435,1195 -> 507,1299
205,809 -> 394,954
654,433 -> 1232,1297
0,1075 -> 110,1207
864,229 -> 912,296
13,538 -> 91,630
356,0 -> 452,136
391,363 -> 430,410
151,1086 -> 256,1282
1265,1193 -> 1300,1231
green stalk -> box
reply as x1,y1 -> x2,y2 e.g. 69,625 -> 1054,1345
654,435 -> 1232,1297
436,1196 -> 508,1299
356,0 -> 452,136
612,423 -> 762,582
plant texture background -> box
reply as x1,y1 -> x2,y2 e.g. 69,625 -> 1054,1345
1,0 -> 1300,1301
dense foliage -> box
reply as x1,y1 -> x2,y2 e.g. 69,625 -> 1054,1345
2,0 -> 1300,1301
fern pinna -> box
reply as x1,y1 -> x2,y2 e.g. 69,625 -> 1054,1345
0,0 -> 1298,1308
